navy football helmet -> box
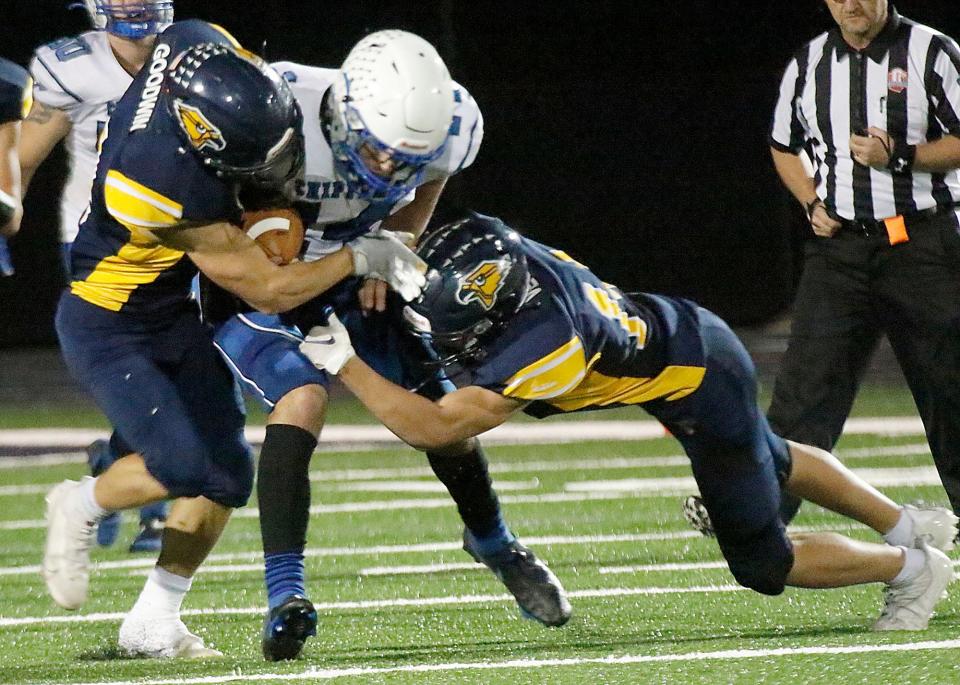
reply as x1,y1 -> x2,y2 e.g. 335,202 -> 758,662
80,1 -> 174,39
405,213 -> 531,367
163,44 -> 304,190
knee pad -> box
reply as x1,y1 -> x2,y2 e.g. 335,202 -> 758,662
720,519 -> 794,596
208,438 -> 255,508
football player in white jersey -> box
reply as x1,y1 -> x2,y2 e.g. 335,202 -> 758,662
19,0 -> 174,552
204,30 -> 569,661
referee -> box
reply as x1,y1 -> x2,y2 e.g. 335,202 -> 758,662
767,1 -> 960,518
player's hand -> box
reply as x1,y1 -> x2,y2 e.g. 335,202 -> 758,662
849,126 -> 892,169
808,201 -> 842,238
358,278 -> 389,314
347,230 -> 427,302
299,312 -> 356,375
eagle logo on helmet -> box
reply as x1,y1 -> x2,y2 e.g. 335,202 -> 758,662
174,101 -> 226,153
456,259 -> 507,310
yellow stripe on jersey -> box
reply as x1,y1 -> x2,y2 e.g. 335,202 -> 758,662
70,242 -> 185,311
21,77 -> 34,120
104,170 -> 183,238
209,23 -> 242,47
582,283 -> 648,348
542,365 -> 706,413
549,249 -> 588,271
503,337 -> 598,400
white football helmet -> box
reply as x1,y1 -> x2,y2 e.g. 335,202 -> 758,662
326,30 -> 455,203
81,0 -> 174,39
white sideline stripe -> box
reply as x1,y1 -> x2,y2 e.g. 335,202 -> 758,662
0,416 -> 927,450
564,466 -> 945,493
0,443 -> 934,496
0,531 -> 712,577
601,561 -> 730,574
57,639 -> 960,685
0,585 -> 747,627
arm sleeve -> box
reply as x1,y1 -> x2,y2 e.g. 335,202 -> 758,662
28,49 -> 84,112
104,136 -> 237,235
423,81 -> 485,182
927,35 -> 960,136
768,55 -> 807,153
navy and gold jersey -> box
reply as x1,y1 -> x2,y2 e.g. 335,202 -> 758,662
68,20 -> 241,319
467,240 -> 706,417
0,57 -> 32,124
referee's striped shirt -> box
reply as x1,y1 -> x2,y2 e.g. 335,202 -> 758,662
770,7 -> 960,221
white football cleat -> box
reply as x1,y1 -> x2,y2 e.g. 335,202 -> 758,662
42,478 -> 97,610
873,542 -> 954,631
902,503 -> 959,552
119,613 -> 222,658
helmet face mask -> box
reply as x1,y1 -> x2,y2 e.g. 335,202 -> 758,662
81,0 -> 174,39
326,30 -> 455,203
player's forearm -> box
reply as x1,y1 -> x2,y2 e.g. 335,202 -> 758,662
770,147 -> 818,207
18,104 -> 71,196
381,177 -> 447,239
254,248 -> 355,314
913,134 -> 960,173
339,356 -> 474,450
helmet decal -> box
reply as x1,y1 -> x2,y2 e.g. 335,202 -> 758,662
456,259 -> 507,311
174,101 -> 225,153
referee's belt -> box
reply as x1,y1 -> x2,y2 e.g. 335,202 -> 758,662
839,205 -> 952,244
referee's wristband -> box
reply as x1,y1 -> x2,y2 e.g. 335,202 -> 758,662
886,139 -> 916,174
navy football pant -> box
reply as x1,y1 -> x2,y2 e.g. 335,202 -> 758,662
646,308 -> 795,595
56,293 -> 253,508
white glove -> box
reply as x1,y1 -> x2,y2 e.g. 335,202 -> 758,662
347,230 -> 427,302
298,313 -> 356,375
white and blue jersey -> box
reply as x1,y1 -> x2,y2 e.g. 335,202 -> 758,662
212,62 -> 484,409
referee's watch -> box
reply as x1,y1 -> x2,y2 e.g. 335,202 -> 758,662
887,139 -> 917,174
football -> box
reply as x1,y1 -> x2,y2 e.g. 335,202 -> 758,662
242,208 -> 305,265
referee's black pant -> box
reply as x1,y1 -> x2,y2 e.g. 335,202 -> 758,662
768,209 -> 960,517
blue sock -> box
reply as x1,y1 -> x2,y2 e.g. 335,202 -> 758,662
264,551 -> 306,610
469,517 -> 516,558
140,500 -> 168,523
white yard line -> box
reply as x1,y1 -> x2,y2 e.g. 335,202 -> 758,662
57,639 -> 960,685
0,585 -> 747,627
0,443 -> 935,497
0,531 -> 711,577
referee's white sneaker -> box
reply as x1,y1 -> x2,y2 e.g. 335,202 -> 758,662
41,479 -> 96,610
902,503 -> 959,552
119,612 -> 222,658
873,542 -> 954,631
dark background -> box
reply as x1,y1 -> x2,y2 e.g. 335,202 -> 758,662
2,1 -> 959,347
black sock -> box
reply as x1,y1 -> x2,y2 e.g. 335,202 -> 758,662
427,444 -> 503,537
258,424 -> 317,554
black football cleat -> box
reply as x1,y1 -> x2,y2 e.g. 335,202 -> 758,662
463,529 -> 572,627
261,595 -> 317,661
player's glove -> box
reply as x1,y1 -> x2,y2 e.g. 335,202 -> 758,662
299,312 -> 356,375
0,237 -> 12,277
347,230 -> 426,302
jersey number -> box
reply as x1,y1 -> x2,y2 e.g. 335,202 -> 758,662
47,37 -> 92,62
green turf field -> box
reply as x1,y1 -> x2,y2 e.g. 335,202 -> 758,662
0,407 -> 957,684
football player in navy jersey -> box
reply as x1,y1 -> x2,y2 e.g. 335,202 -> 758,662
42,23 -> 426,658
21,0 -> 177,553
301,213 -> 959,632
0,57 -> 32,269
